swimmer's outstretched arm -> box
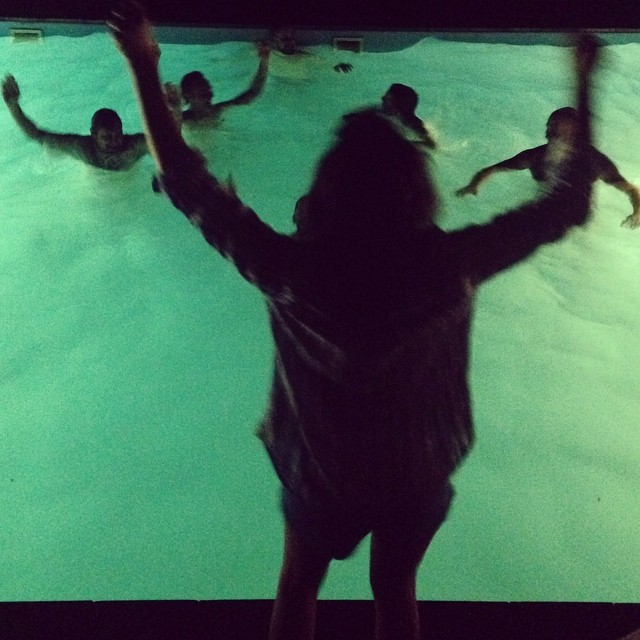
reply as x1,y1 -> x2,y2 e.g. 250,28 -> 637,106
214,42 -> 271,112
597,151 -> 640,227
108,1 -> 202,175
2,75 -> 44,141
455,164 -> 500,197
2,75 -> 79,145
2,73 -> 93,160
612,179 -> 640,229
455,150 -> 535,197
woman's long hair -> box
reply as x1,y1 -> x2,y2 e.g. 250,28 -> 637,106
296,109 -> 438,245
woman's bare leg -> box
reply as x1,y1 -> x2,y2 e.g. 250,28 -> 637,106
369,522 -> 440,640
269,522 -> 332,640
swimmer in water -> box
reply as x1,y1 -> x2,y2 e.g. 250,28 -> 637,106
270,27 -> 354,74
1,74 -> 154,171
381,83 -> 436,149
456,106 -> 640,228
180,42 -> 271,126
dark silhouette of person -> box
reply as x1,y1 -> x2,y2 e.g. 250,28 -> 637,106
109,5 -> 599,639
381,83 -> 436,149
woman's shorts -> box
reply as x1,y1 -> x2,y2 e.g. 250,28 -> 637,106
281,481 -> 454,560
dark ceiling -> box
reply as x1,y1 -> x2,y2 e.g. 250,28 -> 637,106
1,0 -> 637,31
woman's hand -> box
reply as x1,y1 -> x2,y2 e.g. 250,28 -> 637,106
108,0 -> 161,68
574,32 -> 601,79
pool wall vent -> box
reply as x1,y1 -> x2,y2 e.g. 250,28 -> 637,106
10,28 -> 44,44
332,37 -> 364,53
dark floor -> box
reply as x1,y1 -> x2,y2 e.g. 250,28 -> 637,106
3,0 -> 637,30
2,600 -> 640,640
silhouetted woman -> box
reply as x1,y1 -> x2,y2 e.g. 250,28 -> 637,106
109,5 -> 598,639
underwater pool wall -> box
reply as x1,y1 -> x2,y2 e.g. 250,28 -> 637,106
4,18 -> 640,49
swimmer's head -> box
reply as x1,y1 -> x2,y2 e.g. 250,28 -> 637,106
271,27 -> 297,55
381,84 -> 419,117
90,108 -> 123,152
181,71 -> 213,108
296,108 -> 438,242
546,107 -> 578,141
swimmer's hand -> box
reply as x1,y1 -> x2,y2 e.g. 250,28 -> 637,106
2,74 -> 20,104
456,169 -> 491,197
108,0 -> 160,67
334,63 -> 353,73
621,213 -> 640,230
455,184 -> 478,197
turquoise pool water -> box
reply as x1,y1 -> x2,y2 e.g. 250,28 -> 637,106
1,29 -> 639,602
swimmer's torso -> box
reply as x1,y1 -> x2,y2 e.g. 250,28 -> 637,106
517,144 -> 621,184
79,134 -> 147,171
